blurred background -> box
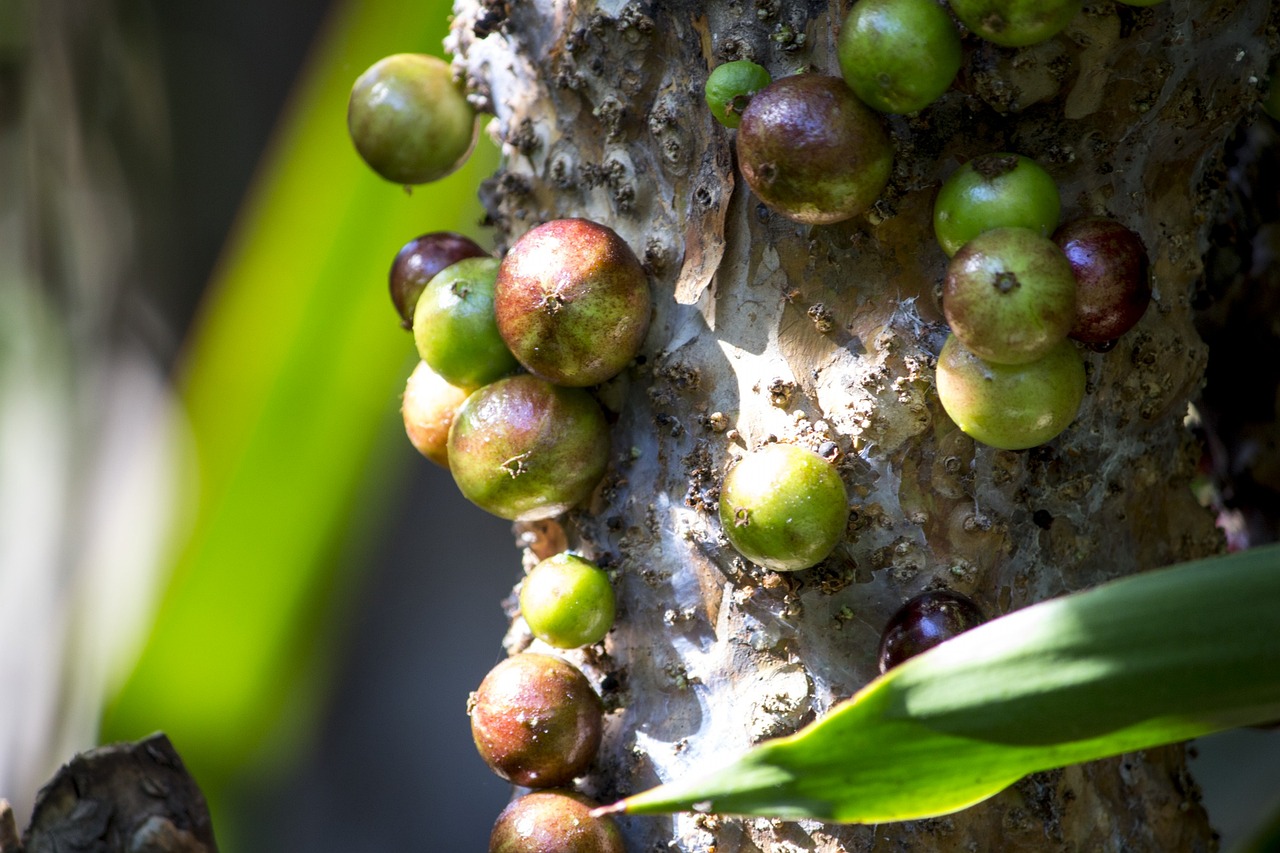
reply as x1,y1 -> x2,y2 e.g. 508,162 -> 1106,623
0,0 -> 1276,850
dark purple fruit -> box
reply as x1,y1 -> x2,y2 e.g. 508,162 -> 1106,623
1053,217 -> 1151,345
878,589 -> 987,673
389,231 -> 488,329
447,375 -> 610,521
490,791 -> 625,853
496,219 -> 651,387
469,653 -> 603,788
736,74 -> 893,225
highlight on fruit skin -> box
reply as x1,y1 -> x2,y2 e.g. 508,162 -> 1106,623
837,0 -> 962,115
878,589 -> 988,674
347,53 -> 478,185
389,231 -> 488,329
401,360 -> 471,468
520,552 -> 616,649
933,153 -> 1061,258
705,60 -> 772,128
412,256 -> 520,390
1052,217 -> 1151,345
490,790 -> 625,853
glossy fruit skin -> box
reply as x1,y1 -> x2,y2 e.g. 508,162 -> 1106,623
705,60 -> 772,128
496,219 -> 651,387
736,74 -> 893,225
448,375 -> 610,521
489,791 -> 625,853
948,0 -> 1082,47
469,654 -> 603,788
933,153 -> 1061,257
878,590 -> 987,674
413,257 -> 519,390
401,360 -> 471,468
347,53 -> 477,185
719,444 -> 849,572
944,226 -> 1077,365
389,232 -> 487,329
1053,217 -> 1151,344
520,553 -> 615,649
837,0 -> 962,115
936,333 -> 1085,450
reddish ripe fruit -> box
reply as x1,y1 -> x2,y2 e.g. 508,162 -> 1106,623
878,589 -> 987,673
401,360 -> 471,468
489,791 -> 625,853
469,653 -> 603,788
1053,217 -> 1151,344
496,219 -> 651,387
736,74 -> 893,225
389,232 -> 487,329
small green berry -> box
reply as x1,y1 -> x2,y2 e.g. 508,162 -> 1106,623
933,153 -> 1061,257
448,375 -> 610,521
347,53 -> 477,185
389,232 -> 487,329
837,0 -> 962,114
520,553 -> 615,649
490,791 -> 625,853
469,653 -> 603,788
943,226 -> 1077,365
401,360 -> 471,468
936,333 -> 1085,450
736,74 -> 893,225
705,60 -> 772,128
719,444 -> 849,572
948,0 -> 1082,47
496,219 -> 651,387
412,257 -> 519,390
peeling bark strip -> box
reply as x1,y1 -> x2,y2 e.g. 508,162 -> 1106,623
450,1 -> 1277,850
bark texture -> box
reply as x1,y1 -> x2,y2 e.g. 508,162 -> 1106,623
448,1 -> 1277,850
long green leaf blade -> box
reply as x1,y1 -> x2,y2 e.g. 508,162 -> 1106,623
607,545 -> 1280,823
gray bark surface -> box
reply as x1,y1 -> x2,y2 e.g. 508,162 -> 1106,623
449,1 -> 1277,850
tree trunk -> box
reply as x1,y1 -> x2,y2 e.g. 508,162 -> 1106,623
448,1 -> 1276,849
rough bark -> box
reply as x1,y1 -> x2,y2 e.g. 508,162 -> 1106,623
448,1 -> 1277,850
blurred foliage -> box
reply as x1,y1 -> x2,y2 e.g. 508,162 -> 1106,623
101,0 -> 496,809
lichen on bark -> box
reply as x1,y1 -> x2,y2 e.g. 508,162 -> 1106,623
449,1 -> 1278,850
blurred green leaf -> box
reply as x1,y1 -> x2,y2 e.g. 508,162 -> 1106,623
608,545 -> 1280,823
101,0 -> 496,785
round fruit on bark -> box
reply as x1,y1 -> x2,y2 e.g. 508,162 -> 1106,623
469,653 -> 603,788
520,553 -> 615,649
347,53 -> 477,185
878,589 -> 987,673
489,791 -> 625,853
943,226 -> 1077,365
495,219 -> 651,387
412,256 -> 519,390
933,153 -> 1061,257
736,74 -> 893,225
838,0 -> 962,114
1053,217 -> 1151,344
401,360 -> 471,468
389,231 -> 487,329
949,0 -> 1082,47
719,443 -> 849,572
705,60 -> 772,128
448,375 -> 610,521
936,333 -> 1085,450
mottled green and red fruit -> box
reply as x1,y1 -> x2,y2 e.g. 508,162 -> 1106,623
736,74 -> 893,225
936,333 -> 1085,450
521,553 -> 615,649
490,791 -> 625,853
1053,217 -> 1151,344
705,60 -> 772,128
347,53 -> 477,185
413,257 -> 519,390
719,444 -> 849,572
948,0 -> 1082,47
934,153 -> 1061,257
944,227 -> 1076,365
838,0 -> 962,115
878,589 -> 987,673
389,232 -> 487,329
496,219 -> 651,387
448,375 -> 610,521
469,654 -> 603,788
401,360 -> 471,468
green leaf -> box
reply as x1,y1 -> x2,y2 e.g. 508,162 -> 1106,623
606,545 -> 1280,823
100,0 -> 496,783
